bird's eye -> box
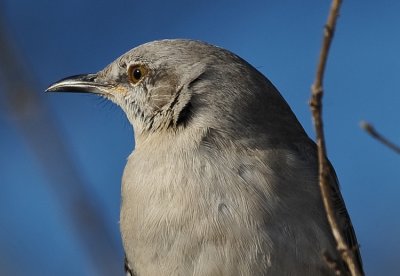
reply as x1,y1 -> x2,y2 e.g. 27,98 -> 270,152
128,64 -> 148,84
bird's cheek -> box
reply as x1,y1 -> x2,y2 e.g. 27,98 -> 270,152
148,86 -> 176,110
112,86 -> 129,95
102,86 -> 130,106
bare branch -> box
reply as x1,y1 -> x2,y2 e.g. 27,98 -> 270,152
360,121 -> 400,154
310,1 -> 363,275
323,252 -> 343,276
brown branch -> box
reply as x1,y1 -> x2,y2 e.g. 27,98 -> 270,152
310,1 -> 363,275
360,121 -> 400,154
323,251 -> 343,276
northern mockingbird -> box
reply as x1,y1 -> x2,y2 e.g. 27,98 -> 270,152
47,39 -> 363,275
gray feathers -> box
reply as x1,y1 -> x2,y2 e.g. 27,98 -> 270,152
48,39 -> 362,275
117,40 -> 361,275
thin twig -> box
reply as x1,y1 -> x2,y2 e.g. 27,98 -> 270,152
310,1 -> 363,275
323,252 -> 343,276
360,121 -> 400,154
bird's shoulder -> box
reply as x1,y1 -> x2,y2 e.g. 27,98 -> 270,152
200,129 -> 363,272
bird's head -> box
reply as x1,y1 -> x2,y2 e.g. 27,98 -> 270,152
47,39 -> 304,143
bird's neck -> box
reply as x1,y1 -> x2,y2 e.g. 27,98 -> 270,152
133,126 -> 210,155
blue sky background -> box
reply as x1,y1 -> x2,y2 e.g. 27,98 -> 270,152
0,1 -> 399,275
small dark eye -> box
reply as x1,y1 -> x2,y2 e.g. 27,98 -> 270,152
128,64 -> 148,84
133,68 -> 141,80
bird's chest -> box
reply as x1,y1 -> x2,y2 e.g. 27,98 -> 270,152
119,147 -> 273,275
121,151 -> 195,230
120,150 -> 200,253
120,150 -> 222,244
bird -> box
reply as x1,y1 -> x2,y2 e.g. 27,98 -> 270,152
46,39 -> 363,276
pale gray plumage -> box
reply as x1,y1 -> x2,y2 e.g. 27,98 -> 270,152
47,39 -> 363,276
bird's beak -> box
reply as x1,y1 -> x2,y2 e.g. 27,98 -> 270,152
46,73 -> 111,95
